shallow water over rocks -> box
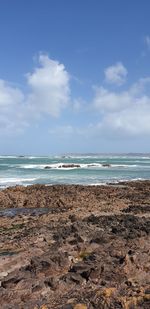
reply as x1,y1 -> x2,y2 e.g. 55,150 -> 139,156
0,207 -> 51,217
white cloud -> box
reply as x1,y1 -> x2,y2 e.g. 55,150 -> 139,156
145,35 -> 150,50
98,105 -> 150,138
51,76 -> 150,139
1,54 -> 150,141
27,54 -> 70,117
0,54 -> 70,135
0,80 -> 24,109
93,86 -> 132,112
104,62 -> 127,86
0,80 -> 27,135
93,77 -> 150,137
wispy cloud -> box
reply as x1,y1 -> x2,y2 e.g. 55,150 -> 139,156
104,62 -> 127,86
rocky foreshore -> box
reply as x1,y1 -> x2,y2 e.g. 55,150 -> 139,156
0,181 -> 150,309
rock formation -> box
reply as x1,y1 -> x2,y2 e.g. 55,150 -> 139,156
0,181 -> 150,308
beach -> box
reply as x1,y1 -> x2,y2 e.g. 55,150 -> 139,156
0,181 -> 150,308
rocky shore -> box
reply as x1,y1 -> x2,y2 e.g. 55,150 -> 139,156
0,181 -> 150,309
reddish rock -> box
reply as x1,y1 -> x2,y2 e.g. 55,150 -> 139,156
0,181 -> 150,308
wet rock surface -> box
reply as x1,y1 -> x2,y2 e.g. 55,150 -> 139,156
0,181 -> 150,308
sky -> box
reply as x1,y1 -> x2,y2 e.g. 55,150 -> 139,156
0,0 -> 150,155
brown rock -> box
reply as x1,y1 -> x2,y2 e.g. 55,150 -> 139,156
0,180 -> 150,308
74,305 -> 87,309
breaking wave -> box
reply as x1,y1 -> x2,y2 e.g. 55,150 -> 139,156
17,163 -> 140,170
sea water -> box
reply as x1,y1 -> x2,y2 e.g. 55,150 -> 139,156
0,154 -> 150,188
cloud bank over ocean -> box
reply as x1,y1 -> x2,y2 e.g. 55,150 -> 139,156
1,53 -> 150,144
0,1 -> 150,154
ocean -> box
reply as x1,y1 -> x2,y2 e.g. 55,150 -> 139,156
0,154 -> 150,188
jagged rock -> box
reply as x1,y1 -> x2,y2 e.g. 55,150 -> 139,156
0,181 -> 150,308
59,164 -> 80,168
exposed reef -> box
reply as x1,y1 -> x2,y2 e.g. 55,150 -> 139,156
0,181 -> 150,308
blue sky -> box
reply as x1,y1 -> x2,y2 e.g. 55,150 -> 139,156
0,0 -> 150,154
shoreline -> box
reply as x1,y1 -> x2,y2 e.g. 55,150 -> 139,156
0,177 -> 150,191
1,154 -> 150,189
0,180 -> 150,308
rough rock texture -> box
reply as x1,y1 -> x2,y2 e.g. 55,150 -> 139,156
0,181 -> 150,308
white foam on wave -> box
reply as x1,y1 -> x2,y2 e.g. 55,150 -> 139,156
80,163 -> 102,168
111,164 -> 138,168
89,182 -> 107,186
130,177 -> 146,181
0,177 -> 37,184
5,163 -> 96,169
21,164 -> 45,169
0,156 -> 19,159
20,163 -> 103,170
15,162 -> 144,170
27,156 -> 51,159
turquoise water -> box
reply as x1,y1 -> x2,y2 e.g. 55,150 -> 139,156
0,154 -> 150,188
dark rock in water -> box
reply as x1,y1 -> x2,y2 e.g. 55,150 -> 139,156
44,166 -> 52,169
102,164 -> 111,167
58,164 -> 80,168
